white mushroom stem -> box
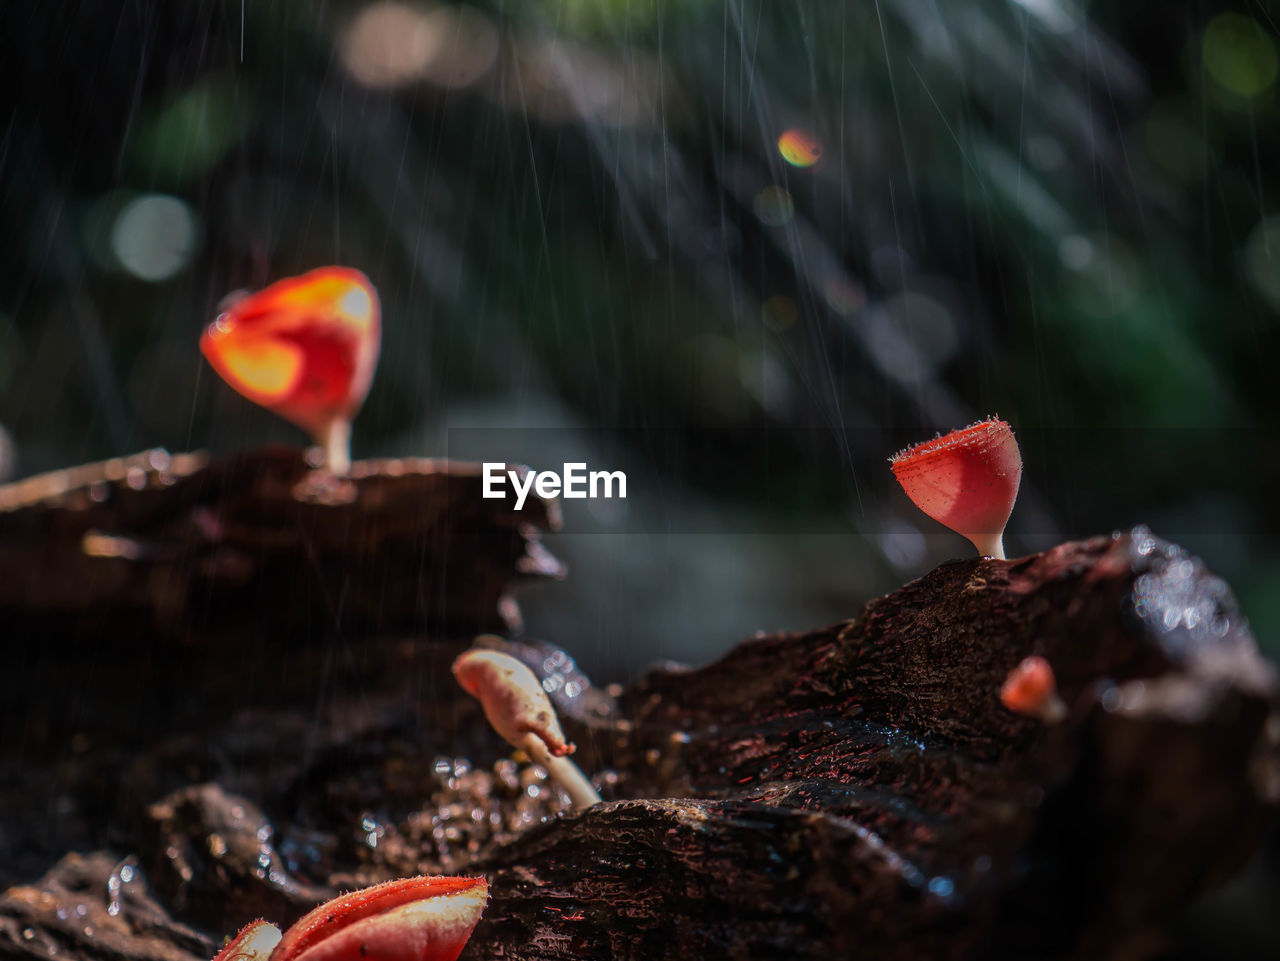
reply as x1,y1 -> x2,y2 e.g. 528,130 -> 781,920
969,532 -> 1006,560
516,732 -> 602,809
318,417 -> 352,475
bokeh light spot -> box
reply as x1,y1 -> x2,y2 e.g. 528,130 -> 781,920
862,292 -> 958,384
823,276 -> 866,315
752,186 -> 795,226
1010,0 -> 1082,35
342,2 -> 442,89
110,195 -> 199,283
777,129 -> 822,168
1203,14 -> 1277,101
420,6 -> 499,89
341,2 -> 499,90
1057,234 -> 1094,271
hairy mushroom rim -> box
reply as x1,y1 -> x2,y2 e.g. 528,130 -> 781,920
890,417 -> 1023,560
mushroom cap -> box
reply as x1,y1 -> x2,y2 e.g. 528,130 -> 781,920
453,648 -> 574,757
890,418 -> 1022,549
273,876 -> 488,961
1000,655 -> 1058,717
200,266 -> 380,437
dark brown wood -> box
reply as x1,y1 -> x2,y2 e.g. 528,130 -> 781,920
0,446 -> 563,642
496,528 -> 1280,961
0,853 -> 213,961
0,526 -> 1275,961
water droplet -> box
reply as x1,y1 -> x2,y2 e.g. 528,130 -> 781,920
1100,686 -> 1122,712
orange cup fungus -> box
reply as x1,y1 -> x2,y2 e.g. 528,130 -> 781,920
200,266 -> 380,474
890,417 -> 1022,559
999,655 -> 1067,724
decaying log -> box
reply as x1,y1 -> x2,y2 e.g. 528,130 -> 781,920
472,528 -> 1279,960
0,447 -> 562,894
0,446 -> 562,641
0,526 -> 1276,961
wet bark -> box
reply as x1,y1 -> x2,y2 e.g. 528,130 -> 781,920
0,450 -> 1275,961
0,445 -> 562,642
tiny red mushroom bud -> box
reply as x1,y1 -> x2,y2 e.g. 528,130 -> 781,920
453,646 -> 602,810
271,876 -> 488,961
1000,655 -> 1067,724
211,919 -> 282,961
889,417 -> 1022,560
200,266 -> 380,475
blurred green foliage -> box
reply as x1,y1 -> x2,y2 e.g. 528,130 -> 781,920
0,0 -> 1276,659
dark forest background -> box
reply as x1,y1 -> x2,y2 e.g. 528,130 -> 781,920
1,2 -> 1278,957
1,1 -> 1277,664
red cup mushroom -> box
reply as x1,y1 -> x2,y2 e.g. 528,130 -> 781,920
889,417 -> 1022,559
200,266 -> 380,474
453,646 -> 602,810
212,876 -> 488,961
1000,655 -> 1067,724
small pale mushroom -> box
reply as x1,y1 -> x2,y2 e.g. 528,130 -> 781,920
1000,655 -> 1067,724
212,876 -> 488,961
890,417 -> 1023,560
452,647 -> 602,810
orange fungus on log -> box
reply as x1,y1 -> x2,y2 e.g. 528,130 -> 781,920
200,267 -> 380,469
890,417 -> 1022,559
1000,655 -> 1066,723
